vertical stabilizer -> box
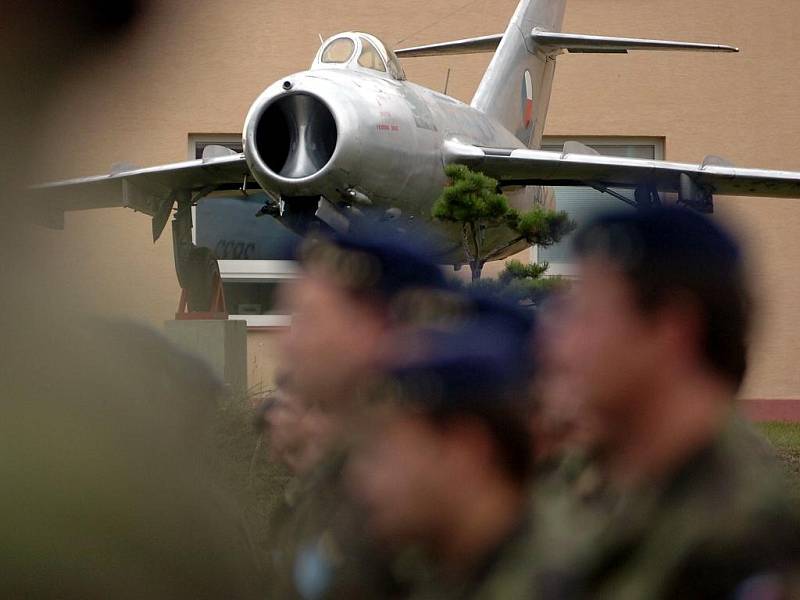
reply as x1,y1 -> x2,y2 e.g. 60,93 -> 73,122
471,0 -> 566,148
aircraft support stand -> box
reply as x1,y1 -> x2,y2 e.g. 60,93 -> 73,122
164,191 -> 248,397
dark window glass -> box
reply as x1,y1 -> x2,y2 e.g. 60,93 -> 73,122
538,143 -> 655,265
222,282 -> 282,315
195,192 -> 300,261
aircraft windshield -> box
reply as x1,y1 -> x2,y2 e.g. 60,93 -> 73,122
314,33 -> 406,80
358,37 -> 387,72
321,38 -> 355,64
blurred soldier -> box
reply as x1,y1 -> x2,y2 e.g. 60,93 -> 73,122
347,298 -> 538,600
279,223 -> 449,412
1,320 -> 263,599
255,373 -> 330,476
533,207 -> 800,599
266,223 -> 451,599
262,392 -> 353,599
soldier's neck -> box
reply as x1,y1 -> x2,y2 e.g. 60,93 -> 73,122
601,371 -> 733,491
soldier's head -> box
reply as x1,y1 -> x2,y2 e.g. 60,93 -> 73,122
559,206 -> 750,420
347,303 -> 535,558
256,376 -> 305,472
279,223 -> 448,406
529,293 -> 603,462
256,372 -> 341,475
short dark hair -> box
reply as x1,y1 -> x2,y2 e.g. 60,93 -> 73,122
388,356 -> 534,484
294,219 -> 447,304
574,207 -> 751,389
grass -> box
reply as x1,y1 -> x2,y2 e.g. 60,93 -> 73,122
758,422 -> 800,503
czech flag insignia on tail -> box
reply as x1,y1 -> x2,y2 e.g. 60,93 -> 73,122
522,70 -> 534,129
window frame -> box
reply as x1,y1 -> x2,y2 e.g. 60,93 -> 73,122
357,36 -> 387,72
320,37 -> 356,64
189,134 -> 297,328
532,136 -> 665,277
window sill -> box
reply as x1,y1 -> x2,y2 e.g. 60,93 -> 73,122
229,314 -> 291,329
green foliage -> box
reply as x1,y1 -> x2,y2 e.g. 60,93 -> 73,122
502,274 -> 571,306
511,207 -> 576,247
433,164 -> 510,225
498,259 -> 550,285
758,422 -> 800,504
496,259 -> 571,306
458,259 -> 571,308
433,165 -> 576,280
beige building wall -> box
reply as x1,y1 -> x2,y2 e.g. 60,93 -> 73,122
36,0 -> 800,399
247,329 -> 285,395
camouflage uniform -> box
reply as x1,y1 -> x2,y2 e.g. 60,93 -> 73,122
532,416 -> 800,599
403,518 -> 538,600
265,447 -> 400,600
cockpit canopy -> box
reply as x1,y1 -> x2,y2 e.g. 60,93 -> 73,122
313,32 -> 406,80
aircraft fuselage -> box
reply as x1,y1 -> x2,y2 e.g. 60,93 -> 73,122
242,66 -> 541,261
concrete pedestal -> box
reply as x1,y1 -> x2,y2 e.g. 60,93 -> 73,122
164,319 -> 248,396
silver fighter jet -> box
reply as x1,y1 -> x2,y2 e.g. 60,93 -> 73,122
33,0 -> 800,270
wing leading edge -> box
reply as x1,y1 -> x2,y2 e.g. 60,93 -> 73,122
31,153 -> 250,228
445,141 -> 800,200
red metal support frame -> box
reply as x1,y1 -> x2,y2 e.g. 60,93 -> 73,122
175,271 -> 229,320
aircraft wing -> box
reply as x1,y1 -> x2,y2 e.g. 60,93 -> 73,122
445,141 -> 800,201
31,152 -> 250,228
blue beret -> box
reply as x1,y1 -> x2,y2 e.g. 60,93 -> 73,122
388,302 -> 536,411
294,222 -> 448,299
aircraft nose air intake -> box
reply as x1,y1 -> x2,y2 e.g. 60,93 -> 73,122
255,93 -> 338,179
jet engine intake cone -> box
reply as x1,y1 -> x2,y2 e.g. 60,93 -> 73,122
255,93 -> 338,180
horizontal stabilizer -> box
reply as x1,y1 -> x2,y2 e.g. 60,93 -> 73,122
396,30 -> 738,58
395,34 -> 502,57
531,30 -> 739,54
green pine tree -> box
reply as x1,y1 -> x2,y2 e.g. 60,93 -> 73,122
432,164 -> 575,280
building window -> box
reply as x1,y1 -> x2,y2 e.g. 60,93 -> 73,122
189,134 -> 299,327
193,139 -> 242,159
535,136 -> 665,276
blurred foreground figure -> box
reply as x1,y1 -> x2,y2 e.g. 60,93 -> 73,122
0,4 -> 263,597
533,207 -> 800,599
0,321 -> 261,599
279,224 -> 448,410
266,224 -> 450,599
256,373 -> 332,476
348,298 -> 538,599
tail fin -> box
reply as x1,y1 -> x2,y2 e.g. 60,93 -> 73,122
471,0 -> 566,149
395,0 -> 738,148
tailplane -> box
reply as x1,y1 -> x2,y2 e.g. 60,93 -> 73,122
397,0 -> 566,147
396,0 -> 737,150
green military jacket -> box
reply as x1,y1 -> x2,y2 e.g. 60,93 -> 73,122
265,447 -> 400,600
402,516 -> 538,600
531,416 -> 800,599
